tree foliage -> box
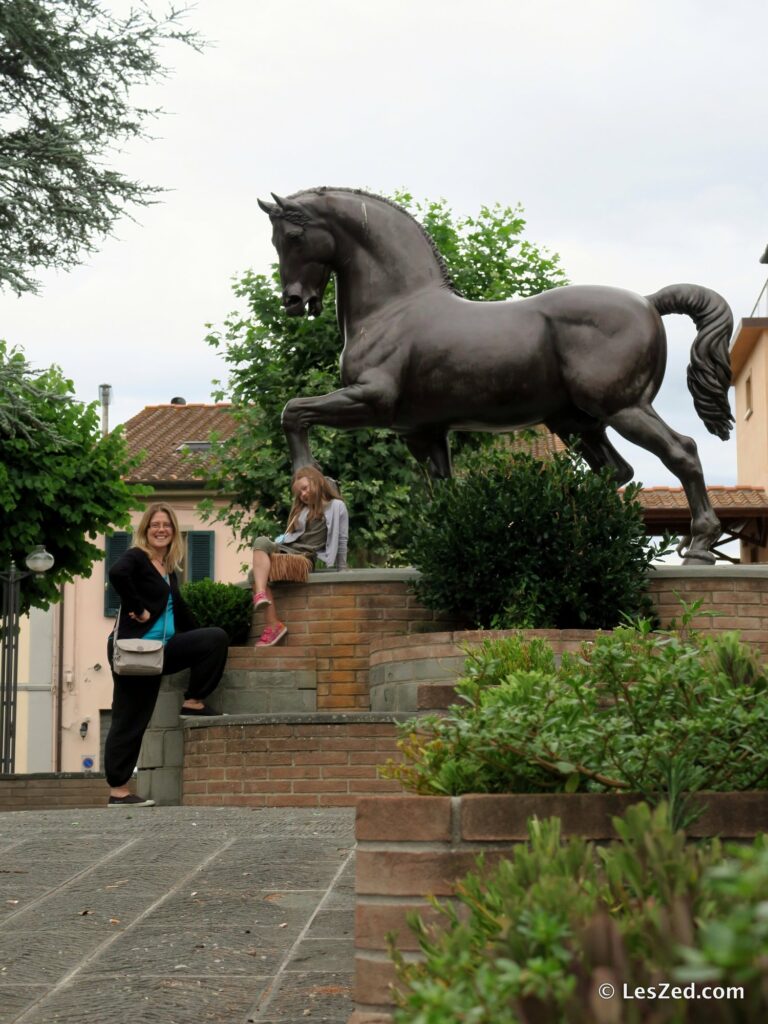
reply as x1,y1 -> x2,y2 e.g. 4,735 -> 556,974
0,342 -> 146,611
203,193 -> 567,563
0,0 -> 200,294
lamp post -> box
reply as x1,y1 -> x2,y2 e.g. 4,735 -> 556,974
0,546 -> 55,773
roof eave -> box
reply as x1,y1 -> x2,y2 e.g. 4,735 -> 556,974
731,318 -> 768,379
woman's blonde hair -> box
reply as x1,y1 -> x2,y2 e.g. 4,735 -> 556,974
134,502 -> 184,573
286,466 -> 341,531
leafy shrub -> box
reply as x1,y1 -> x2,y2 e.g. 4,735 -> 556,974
405,446 -> 669,629
382,612 -> 768,796
391,803 -> 768,1023
180,579 -> 252,644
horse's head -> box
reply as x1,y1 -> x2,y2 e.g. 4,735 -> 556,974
258,193 -> 334,317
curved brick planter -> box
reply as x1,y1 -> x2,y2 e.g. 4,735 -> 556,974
369,628 -> 598,712
351,791 -> 768,1023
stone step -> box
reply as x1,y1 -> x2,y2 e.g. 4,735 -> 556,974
417,681 -> 459,710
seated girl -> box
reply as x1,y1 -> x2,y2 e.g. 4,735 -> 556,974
251,466 -> 348,647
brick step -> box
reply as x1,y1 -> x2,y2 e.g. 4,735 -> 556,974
223,644 -> 372,713
181,714 -> 409,808
227,645 -> 371,671
247,624 -> 385,648
227,645 -> 319,668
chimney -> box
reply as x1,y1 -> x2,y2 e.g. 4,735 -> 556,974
98,383 -> 112,436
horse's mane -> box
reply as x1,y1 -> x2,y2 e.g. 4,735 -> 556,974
287,186 -> 461,296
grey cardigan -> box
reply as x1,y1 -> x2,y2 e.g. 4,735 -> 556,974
279,499 -> 349,568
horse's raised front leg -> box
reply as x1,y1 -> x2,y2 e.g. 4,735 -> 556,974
607,403 -> 720,564
281,377 -> 396,473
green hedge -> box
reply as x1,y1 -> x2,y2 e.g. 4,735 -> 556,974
180,579 -> 252,644
405,447 -> 668,629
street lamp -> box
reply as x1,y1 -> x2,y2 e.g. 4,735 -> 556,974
0,546 -> 55,773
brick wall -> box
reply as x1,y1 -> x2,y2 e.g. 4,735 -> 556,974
246,573 -> 458,711
140,571 -> 457,805
352,792 -> 768,1022
236,567 -> 768,715
0,773 -> 107,812
367,567 -> 768,712
157,566 -> 768,810
651,569 -> 768,647
181,716 -> 410,808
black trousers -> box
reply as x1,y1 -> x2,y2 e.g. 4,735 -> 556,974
104,627 -> 229,788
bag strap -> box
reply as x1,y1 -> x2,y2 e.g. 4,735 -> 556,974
113,591 -> 170,643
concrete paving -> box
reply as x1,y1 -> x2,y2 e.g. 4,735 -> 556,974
0,807 -> 357,1023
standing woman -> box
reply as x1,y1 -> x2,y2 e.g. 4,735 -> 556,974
251,466 -> 349,647
104,502 -> 229,807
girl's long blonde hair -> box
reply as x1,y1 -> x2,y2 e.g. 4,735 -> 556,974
134,502 -> 185,573
286,467 -> 341,532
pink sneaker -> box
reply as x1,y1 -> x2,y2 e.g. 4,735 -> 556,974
255,622 -> 288,647
253,591 -> 271,610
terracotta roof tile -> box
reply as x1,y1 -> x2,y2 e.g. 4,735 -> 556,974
633,485 -> 768,520
121,411 -> 768,525
124,404 -> 236,483
510,428 -> 767,519
508,427 -> 568,459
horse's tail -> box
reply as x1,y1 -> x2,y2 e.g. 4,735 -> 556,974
646,283 -> 734,441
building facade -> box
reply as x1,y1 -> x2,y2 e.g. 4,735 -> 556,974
730,275 -> 768,561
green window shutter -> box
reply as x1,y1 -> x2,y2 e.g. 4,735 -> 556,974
187,531 -> 214,582
104,532 -> 132,616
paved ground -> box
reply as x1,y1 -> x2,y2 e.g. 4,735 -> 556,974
0,807 -> 356,1024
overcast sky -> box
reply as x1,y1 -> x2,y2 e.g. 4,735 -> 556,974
2,0 -> 767,487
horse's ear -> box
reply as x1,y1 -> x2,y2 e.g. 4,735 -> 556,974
270,193 -> 311,226
258,197 -> 277,216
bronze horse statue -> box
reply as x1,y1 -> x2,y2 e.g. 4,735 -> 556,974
258,187 -> 733,564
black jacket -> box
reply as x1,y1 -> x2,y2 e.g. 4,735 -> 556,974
109,547 -> 198,640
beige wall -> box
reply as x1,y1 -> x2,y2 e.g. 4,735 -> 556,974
55,499 -> 244,774
734,326 -> 768,487
15,617 -> 31,773
732,322 -> 768,562
15,606 -> 55,773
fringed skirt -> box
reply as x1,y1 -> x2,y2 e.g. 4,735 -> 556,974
268,551 -> 311,584
252,536 -> 313,584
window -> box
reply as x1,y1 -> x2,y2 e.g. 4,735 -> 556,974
175,441 -> 212,453
746,372 -> 753,420
185,531 -> 214,582
104,532 -> 132,615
